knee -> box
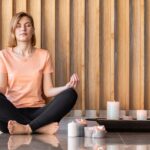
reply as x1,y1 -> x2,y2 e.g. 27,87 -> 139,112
65,88 -> 78,103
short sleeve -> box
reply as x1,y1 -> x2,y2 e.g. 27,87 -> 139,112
0,54 -> 7,73
43,52 -> 54,74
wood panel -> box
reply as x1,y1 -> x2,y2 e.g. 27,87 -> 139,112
101,0 -> 115,108
41,0 -> 56,85
130,0 -> 144,109
71,0 -> 85,112
145,0 -> 150,109
1,0 -> 13,48
86,0 -> 100,113
28,0 -> 41,48
55,0 -> 70,86
116,0 -> 129,111
15,0 -> 27,13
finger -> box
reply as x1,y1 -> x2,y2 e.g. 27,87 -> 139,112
73,83 -> 77,88
74,73 -> 79,81
73,75 -> 79,85
69,80 -> 74,88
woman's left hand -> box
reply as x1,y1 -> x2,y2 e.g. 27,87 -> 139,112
65,73 -> 79,89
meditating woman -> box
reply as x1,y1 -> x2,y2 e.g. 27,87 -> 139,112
0,12 -> 79,134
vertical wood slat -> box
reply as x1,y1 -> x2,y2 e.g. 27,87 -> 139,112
116,0 -> 129,111
42,0 -> 56,85
15,0 -> 27,13
145,0 -> 150,109
130,0 -> 144,109
55,0 -> 70,86
1,0 -> 13,48
101,0 -> 114,108
28,0 -> 41,48
87,0 -> 100,114
72,0 -> 85,113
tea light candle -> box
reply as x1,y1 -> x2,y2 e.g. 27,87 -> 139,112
84,127 -> 94,137
122,115 -> 133,120
68,121 -> 79,137
136,110 -> 147,120
92,126 -> 106,138
107,101 -> 120,120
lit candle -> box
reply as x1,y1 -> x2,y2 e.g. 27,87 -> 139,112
107,101 -> 120,120
136,110 -> 147,120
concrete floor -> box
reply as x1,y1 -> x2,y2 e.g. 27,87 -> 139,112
1,118 -> 150,150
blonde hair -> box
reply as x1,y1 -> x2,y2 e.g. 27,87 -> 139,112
8,12 -> 36,47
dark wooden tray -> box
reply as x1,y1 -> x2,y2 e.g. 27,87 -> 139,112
86,118 -> 150,132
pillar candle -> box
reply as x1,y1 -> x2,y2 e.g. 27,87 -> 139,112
107,101 -> 120,120
137,110 -> 147,120
68,121 -> 79,137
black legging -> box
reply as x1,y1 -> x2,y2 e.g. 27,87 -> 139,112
0,88 -> 77,133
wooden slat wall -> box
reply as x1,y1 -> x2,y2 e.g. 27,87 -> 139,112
116,0 -> 129,110
100,0 -> 115,109
0,0 -> 150,111
71,0 -> 85,113
55,0 -> 70,87
145,0 -> 150,109
130,0 -> 144,109
86,0 -> 100,114
41,0 -> 56,84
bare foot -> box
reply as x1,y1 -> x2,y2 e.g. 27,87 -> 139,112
8,120 -> 32,135
36,122 -> 59,134
35,134 -> 60,147
8,135 -> 32,150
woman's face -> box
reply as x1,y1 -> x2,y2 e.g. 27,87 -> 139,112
15,16 -> 34,43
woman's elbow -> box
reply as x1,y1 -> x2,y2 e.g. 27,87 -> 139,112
44,90 -> 54,97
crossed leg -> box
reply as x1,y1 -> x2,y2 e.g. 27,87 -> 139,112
3,88 -> 77,135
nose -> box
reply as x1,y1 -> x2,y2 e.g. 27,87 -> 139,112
20,25 -> 26,31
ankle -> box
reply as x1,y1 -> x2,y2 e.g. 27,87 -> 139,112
26,125 -> 32,134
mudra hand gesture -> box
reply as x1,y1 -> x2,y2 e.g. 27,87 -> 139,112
66,73 -> 79,89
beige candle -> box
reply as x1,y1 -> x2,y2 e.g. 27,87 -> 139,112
136,110 -> 147,120
107,101 -> 120,120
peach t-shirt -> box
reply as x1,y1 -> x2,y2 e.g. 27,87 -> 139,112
0,47 -> 53,108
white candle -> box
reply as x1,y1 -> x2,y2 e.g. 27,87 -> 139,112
68,137 -> 80,150
107,101 -> 120,120
68,121 -> 79,137
137,110 -> 147,120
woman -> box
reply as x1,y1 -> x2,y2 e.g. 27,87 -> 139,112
0,12 -> 79,134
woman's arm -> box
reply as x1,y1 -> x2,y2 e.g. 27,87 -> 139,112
0,73 -> 8,94
43,73 -> 79,97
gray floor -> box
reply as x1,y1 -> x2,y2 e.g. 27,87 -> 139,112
1,118 -> 150,150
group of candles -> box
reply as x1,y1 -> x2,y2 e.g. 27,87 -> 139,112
107,101 -> 148,120
68,119 -> 106,138
68,101 -> 147,138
